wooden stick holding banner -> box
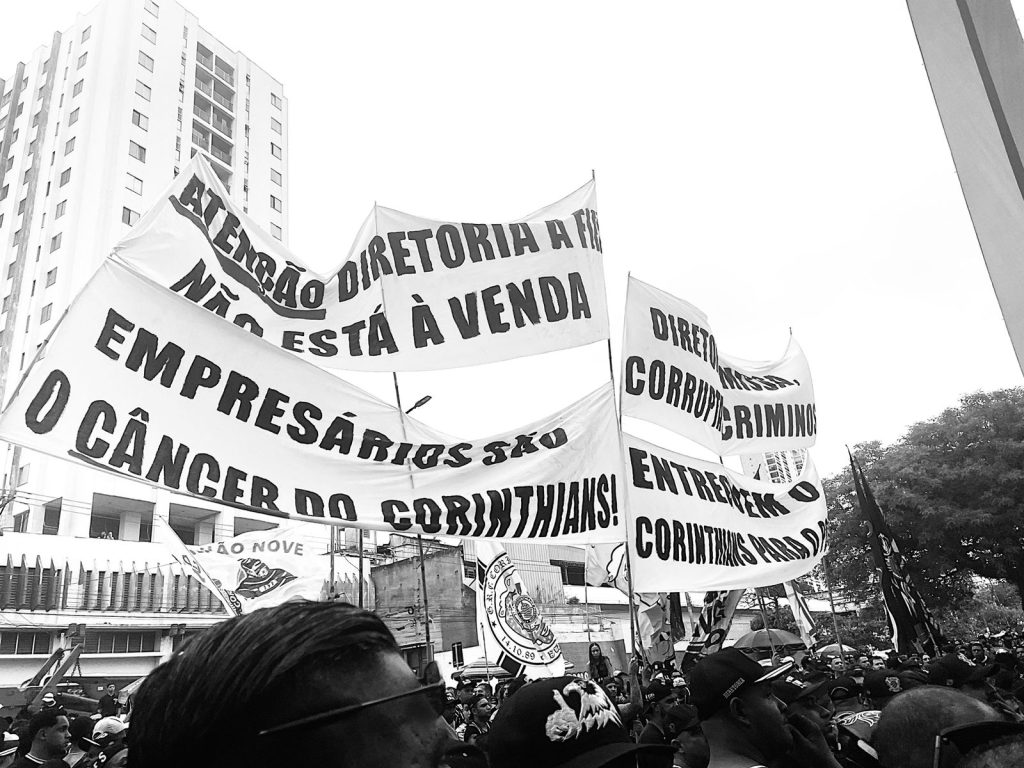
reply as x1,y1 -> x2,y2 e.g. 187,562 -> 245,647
612,267 -> 640,659
392,371 -> 433,660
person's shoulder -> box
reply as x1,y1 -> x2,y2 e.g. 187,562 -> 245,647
638,722 -> 665,744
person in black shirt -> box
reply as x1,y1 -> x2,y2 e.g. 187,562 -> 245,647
462,694 -> 493,747
588,643 -> 613,682
96,684 -> 119,718
9,710 -> 69,768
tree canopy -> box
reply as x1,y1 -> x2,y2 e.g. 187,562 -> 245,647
824,388 -> 1024,611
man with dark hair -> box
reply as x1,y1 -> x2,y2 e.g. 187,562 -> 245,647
689,648 -> 838,768
9,709 -> 70,768
96,684 -> 118,718
958,734 -> 1024,768
131,601 -> 479,768
638,680 -> 682,764
870,686 -> 1002,768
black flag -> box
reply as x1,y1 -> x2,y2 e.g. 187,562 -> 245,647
849,451 -> 943,655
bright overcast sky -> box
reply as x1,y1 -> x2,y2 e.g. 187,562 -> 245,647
4,1 -> 1023,480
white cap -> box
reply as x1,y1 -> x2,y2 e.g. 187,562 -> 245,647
1,732 -> 19,758
93,716 -> 128,741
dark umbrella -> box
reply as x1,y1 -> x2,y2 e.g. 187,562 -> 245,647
731,628 -> 806,651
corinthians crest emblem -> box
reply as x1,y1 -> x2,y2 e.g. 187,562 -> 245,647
482,551 -> 562,669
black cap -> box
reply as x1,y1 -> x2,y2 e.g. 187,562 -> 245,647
827,676 -> 861,700
772,672 -> 829,704
689,648 -> 792,719
487,677 -> 673,768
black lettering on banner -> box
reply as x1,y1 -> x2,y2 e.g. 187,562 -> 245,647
25,369 -> 71,434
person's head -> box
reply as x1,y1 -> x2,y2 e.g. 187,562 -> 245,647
872,656 -> 886,670
602,679 -> 620,699
131,601 -> 476,768
772,673 -> 833,735
644,681 -> 680,723
468,694 -> 493,723
69,716 -> 99,751
957,733 -> 1024,768
105,683 -> 116,696
92,716 -> 127,753
457,680 -> 476,705
487,676 -> 672,768
589,643 -> 603,661
0,732 -> 19,768
689,648 -> 793,763
474,681 -> 493,699
667,704 -> 708,768
972,643 -> 986,660
39,693 -> 57,709
858,655 -> 870,667
26,709 -> 70,759
829,656 -> 846,674
871,686 -> 1003,768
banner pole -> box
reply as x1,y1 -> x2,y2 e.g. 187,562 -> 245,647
823,557 -> 845,657
393,371 -> 433,661
358,534 -> 364,608
684,591 -> 697,636
584,579 -> 592,644
329,526 -> 335,600
756,589 -> 778,659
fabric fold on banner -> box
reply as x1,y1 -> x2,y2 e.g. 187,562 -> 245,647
190,523 -> 333,613
0,262 -> 624,543
621,277 -> 816,455
850,452 -> 943,655
474,540 -> 566,678
624,434 -> 828,591
110,156 -> 609,371
907,0 -> 1024,376
155,515 -> 238,615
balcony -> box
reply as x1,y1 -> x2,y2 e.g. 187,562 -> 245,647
210,145 -> 231,166
191,126 -> 209,151
212,89 -> 233,112
195,77 -> 212,97
212,117 -> 231,137
197,51 -> 213,72
213,56 -> 234,87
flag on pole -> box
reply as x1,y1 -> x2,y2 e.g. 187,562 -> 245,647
475,540 -> 565,678
155,515 -> 239,616
784,581 -> 818,648
680,589 -> 744,668
849,452 -> 943,655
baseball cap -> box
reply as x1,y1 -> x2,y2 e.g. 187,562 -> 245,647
771,672 -> 829,705
862,669 -> 908,700
456,679 -> 476,691
92,716 -> 127,745
1,732 -> 19,758
487,676 -> 673,768
665,703 -> 701,732
689,648 -> 792,719
643,681 -> 675,706
827,676 -> 861,701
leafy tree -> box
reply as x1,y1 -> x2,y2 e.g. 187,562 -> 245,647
810,602 -> 891,651
824,388 -> 1024,609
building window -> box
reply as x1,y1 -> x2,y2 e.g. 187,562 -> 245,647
82,26 -> 91,42
142,23 -> 157,43
270,168 -> 282,185
73,79 -> 84,97
1,296 -> 8,313
144,0 -> 159,17
126,173 -> 143,194
49,233 -> 61,252
271,142 -> 281,159
55,200 -> 67,218
270,117 -> 282,134
64,137 -> 75,155
31,111 -> 41,127
59,168 -> 71,186
83,631 -> 157,654
46,268 -> 57,287
89,514 -> 120,539
129,141 -> 146,162
270,195 -> 282,212
6,262 -> 15,279
122,207 -> 139,226
0,185 -> 7,201
68,108 -> 79,126
139,51 -> 154,72
135,80 -> 152,101
77,53 -> 88,70
17,464 -> 29,485
17,198 -> 26,215
0,632 -> 51,655
271,223 -> 282,240
131,109 -> 149,131
271,93 -> 282,109
42,500 -> 61,535
40,304 -> 52,323
550,560 -> 586,586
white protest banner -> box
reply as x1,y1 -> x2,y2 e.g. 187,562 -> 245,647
190,523 -> 330,613
624,434 -> 828,592
475,540 -> 566,677
0,262 -> 624,544
111,156 -> 608,372
621,277 -> 816,456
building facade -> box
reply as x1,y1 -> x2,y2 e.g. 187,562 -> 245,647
0,0 -> 293,687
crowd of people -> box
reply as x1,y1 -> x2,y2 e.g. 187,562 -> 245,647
4,602 -> 1024,768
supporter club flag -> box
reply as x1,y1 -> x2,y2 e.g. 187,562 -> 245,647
850,453 -> 943,655
680,589 -> 744,668
784,581 -> 818,648
475,541 -> 565,678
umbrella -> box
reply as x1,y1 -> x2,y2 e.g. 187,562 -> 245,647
816,643 -> 857,655
453,658 -> 574,681
731,629 -> 806,651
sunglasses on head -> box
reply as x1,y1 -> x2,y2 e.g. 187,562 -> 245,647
259,680 -> 448,737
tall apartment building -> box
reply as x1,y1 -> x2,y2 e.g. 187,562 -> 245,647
0,0 -> 296,689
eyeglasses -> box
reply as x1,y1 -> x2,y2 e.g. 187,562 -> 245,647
259,680 -> 448,737
932,719 -> 1024,768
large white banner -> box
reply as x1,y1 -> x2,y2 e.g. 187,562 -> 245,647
474,540 -> 566,678
190,523 -> 331,613
621,277 -> 816,456
0,262 -> 625,543
111,156 -> 609,372
625,434 -> 828,592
